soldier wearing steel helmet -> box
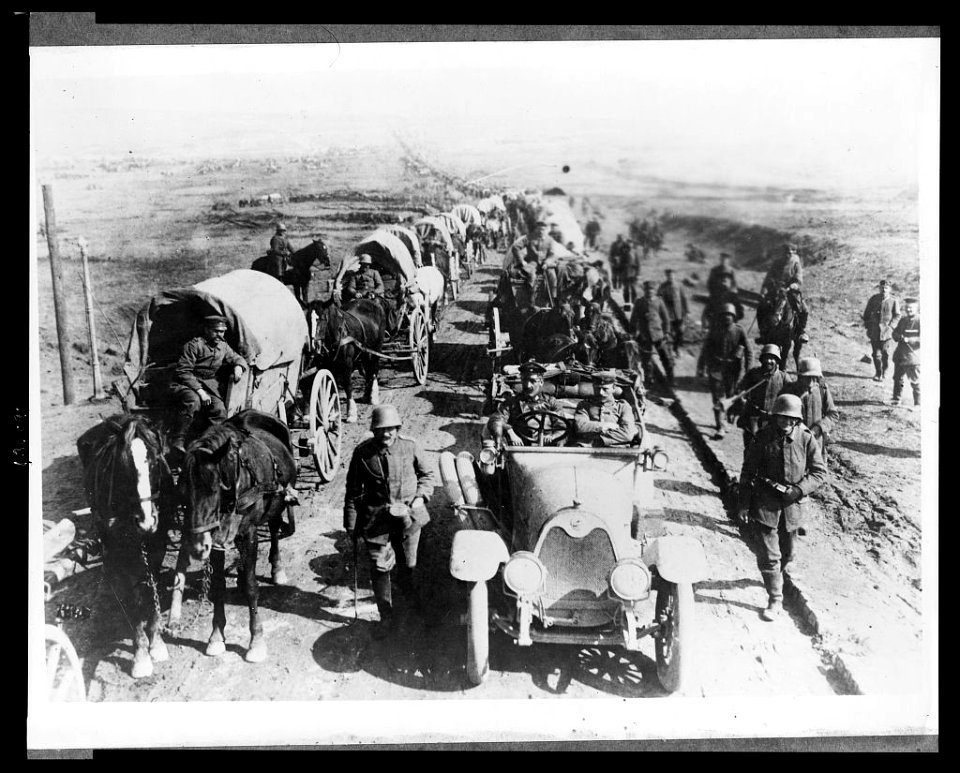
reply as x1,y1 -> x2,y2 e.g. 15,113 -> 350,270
342,254 -> 385,302
737,393 -> 827,622
729,343 -> 797,460
343,405 -> 436,636
268,222 -> 294,274
697,302 -> 752,439
781,357 -> 840,465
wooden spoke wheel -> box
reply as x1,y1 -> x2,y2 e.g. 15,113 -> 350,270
308,369 -> 342,483
45,624 -> 86,702
410,307 -> 430,385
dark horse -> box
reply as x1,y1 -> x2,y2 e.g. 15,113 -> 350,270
576,305 -> 643,372
520,300 -> 579,363
307,295 -> 387,423
77,414 -> 182,678
251,238 -> 330,306
179,410 -> 297,663
757,287 -> 808,371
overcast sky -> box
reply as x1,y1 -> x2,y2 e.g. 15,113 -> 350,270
30,38 -> 939,190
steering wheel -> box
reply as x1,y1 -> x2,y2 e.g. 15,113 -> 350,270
513,409 -> 575,447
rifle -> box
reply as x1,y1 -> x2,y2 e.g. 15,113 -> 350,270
719,374 -> 773,413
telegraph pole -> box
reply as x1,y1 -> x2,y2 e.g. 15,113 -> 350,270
42,184 -> 75,405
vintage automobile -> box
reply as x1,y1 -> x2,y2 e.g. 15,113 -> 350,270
439,364 -> 708,693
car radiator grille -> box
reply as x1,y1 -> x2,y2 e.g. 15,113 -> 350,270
539,527 -> 618,627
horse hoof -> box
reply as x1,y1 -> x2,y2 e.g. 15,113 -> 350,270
245,643 -> 268,663
272,569 -> 289,586
149,640 -> 170,663
131,657 -> 154,679
206,640 -> 226,657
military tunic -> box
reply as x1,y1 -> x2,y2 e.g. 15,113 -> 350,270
630,296 -> 674,382
493,392 -> 564,446
573,399 -> 637,447
342,268 -> 385,302
735,366 -> 796,440
891,313 -> 921,403
862,292 -> 902,378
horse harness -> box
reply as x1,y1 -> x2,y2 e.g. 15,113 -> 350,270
216,429 -> 287,525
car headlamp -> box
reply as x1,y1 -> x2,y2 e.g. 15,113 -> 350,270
648,447 -> 670,470
503,551 -> 546,596
608,558 -> 651,602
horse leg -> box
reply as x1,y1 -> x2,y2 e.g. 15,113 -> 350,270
343,356 -> 358,423
269,511 -> 288,586
367,353 -> 381,406
241,528 -> 267,663
167,539 -> 192,628
130,581 -> 154,679
205,547 -> 227,657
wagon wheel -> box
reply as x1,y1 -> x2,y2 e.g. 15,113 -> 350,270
45,624 -> 86,702
655,580 -> 696,694
410,307 -> 430,386
308,369 -> 342,483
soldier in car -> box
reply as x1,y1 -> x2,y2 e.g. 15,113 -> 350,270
737,394 -> 827,622
166,315 -> 247,465
572,370 -> 637,447
343,404 -> 436,638
342,254 -> 385,302
485,361 -> 565,447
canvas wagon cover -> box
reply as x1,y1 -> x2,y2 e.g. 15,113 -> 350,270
379,224 -> 423,266
334,230 -> 418,290
123,269 -> 307,387
437,212 -> 467,239
450,204 -> 483,226
414,216 -> 455,253
540,195 -> 585,253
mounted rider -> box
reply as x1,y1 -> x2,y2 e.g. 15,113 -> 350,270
268,222 -> 294,275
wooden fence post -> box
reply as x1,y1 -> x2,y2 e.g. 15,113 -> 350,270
42,184 -> 75,406
77,236 -> 106,400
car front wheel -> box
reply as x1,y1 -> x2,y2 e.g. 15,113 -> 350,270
655,580 -> 696,694
465,580 -> 490,685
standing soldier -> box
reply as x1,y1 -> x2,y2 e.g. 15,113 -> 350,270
343,405 -> 436,637
697,303 -> 752,439
737,394 -> 827,621
890,298 -> 921,407
630,280 -> 675,386
729,343 -> 795,460
268,222 -> 294,275
701,273 -> 745,333
782,357 -> 840,465
609,234 -> 628,291
862,279 -> 902,382
707,253 -> 738,299
166,315 -> 248,465
659,268 -> 689,356
622,240 -> 641,308
584,217 -> 601,249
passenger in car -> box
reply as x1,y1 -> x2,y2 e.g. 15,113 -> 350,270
485,360 -> 565,447
572,370 -> 637,447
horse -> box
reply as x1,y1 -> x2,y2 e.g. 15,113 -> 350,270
576,305 -> 644,373
178,410 -> 298,663
757,287 -> 808,370
251,238 -> 330,306
306,295 -> 386,423
422,239 -> 459,302
415,265 -> 446,333
520,300 -> 579,363
76,414 -> 186,679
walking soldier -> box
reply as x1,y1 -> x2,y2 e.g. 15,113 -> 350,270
890,298 -> 921,407
781,357 -> 840,464
729,343 -> 795,460
862,279 -> 902,382
696,303 -> 752,438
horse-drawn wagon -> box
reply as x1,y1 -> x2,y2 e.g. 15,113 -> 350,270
415,215 -> 461,301
439,363 -> 707,692
117,268 -> 343,484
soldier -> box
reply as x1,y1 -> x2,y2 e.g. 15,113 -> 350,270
166,315 -> 248,465
584,218 -> 601,249
609,234 -> 628,290
573,370 -> 638,447
343,405 -> 436,637
782,357 -> 840,465
505,220 -> 559,303
631,281 -> 675,386
659,268 -> 690,356
730,343 -> 796,460
701,273 -> 745,333
342,254 -> 385,302
862,279 -> 902,382
268,222 -> 294,274
622,240 -> 642,307
761,243 -> 803,298
485,361 -> 565,446
697,303 -> 752,439
737,394 -> 827,622
707,253 -> 738,299
890,298 -> 921,407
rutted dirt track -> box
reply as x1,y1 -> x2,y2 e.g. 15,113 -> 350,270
34,145 -> 923,705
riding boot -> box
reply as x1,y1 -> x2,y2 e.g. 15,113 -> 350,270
891,384 -> 903,406
760,569 -> 783,621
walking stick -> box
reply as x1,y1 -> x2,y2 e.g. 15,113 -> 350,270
352,535 -> 359,621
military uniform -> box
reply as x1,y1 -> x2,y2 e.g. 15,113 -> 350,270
707,263 -> 738,299
735,366 -> 796,454
782,379 -> 840,463
762,253 -> 803,297
342,267 -> 385,302
659,278 -> 690,354
698,320 -> 752,432
891,312 -> 921,405
269,231 -> 294,270
622,244 -> 641,306
168,335 -> 247,449
702,290 -> 745,330
493,391 -> 564,446
573,398 -> 636,447
608,238 -> 629,290
630,294 -> 674,383
343,434 -> 436,624
862,291 -> 902,380
738,422 -> 827,606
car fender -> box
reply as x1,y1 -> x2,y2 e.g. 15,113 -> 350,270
450,530 -> 509,582
642,535 -> 708,584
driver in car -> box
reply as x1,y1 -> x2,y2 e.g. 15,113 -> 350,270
485,360 -> 566,446
572,370 -> 637,447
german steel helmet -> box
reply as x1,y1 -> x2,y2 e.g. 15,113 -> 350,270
358,254 -> 373,266
760,343 -> 782,361
719,303 -> 737,317
370,404 -> 402,430
772,394 -> 803,419
798,357 -> 823,377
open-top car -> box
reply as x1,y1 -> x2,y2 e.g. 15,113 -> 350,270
439,363 -> 708,693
